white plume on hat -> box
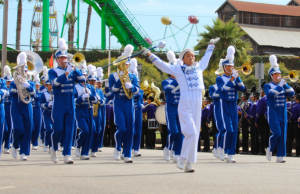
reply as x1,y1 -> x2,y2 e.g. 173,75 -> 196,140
268,55 -> 279,74
3,65 -> 11,78
167,51 -> 177,64
88,64 -> 96,77
129,58 -> 138,77
121,44 -> 134,57
19,52 -> 27,65
225,46 -> 235,60
219,59 -> 224,69
33,74 -> 40,82
97,67 -> 103,78
58,38 -> 68,51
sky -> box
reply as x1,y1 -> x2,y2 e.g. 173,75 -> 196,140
0,0 -> 291,52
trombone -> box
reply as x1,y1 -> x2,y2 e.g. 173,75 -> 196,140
280,70 -> 298,82
215,63 -> 252,76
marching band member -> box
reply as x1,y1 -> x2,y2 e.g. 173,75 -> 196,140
104,80 -> 115,147
240,91 -> 252,154
217,46 -> 246,163
264,55 -> 294,163
2,65 -> 13,154
38,66 -> 48,147
10,52 -> 35,161
0,75 -> 7,157
142,96 -> 157,150
200,92 -> 211,152
236,98 -> 242,154
109,44 -> 139,163
255,81 -> 268,155
31,74 -> 42,150
96,75 -> 106,152
129,59 -> 144,157
40,79 -> 53,152
248,86 -> 260,154
143,38 -> 218,172
162,51 -> 183,163
291,86 -> 300,157
286,87 -> 296,157
48,38 -> 85,164
74,67 -> 98,160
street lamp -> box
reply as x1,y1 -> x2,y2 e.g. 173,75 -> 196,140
108,26 -> 113,76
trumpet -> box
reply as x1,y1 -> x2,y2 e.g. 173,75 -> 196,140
280,70 -> 298,82
215,63 -> 252,76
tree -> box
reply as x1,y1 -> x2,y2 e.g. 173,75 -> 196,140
83,5 -> 92,51
65,13 -> 77,49
70,0 -> 76,49
194,18 -> 252,71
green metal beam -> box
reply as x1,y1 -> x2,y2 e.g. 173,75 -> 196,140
61,0 -> 70,38
42,0 -> 50,51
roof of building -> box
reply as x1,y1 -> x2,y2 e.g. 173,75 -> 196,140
288,0 -> 300,5
239,24 -> 300,48
216,0 -> 300,16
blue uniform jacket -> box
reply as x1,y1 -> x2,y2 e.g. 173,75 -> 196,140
40,90 -> 53,117
161,77 -> 180,104
247,101 -> 257,120
48,66 -> 85,95
134,89 -> 144,108
255,96 -> 267,124
217,74 -> 245,101
291,103 -> 300,123
209,84 -> 220,106
9,81 -> 36,108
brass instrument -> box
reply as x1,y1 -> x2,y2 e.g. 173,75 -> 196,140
215,63 -> 252,76
93,101 -> 100,117
281,70 -> 298,82
113,56 -> 133,99
14,51 -> 44,104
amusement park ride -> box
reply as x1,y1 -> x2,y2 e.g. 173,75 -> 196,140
27,0 -> 200,52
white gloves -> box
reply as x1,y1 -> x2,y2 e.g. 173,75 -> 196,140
48,101 -> 53,107
125,82 -> 133,89
209,37 -> 220,45
66,64 -> 74,73
86,88 -> 91,95
141,47 -> 150,56
119,71 -> 124,76
232,69 -> 239,79
157,41 -> 166,49
23,81 -> 30,88
82,93 -> 90,100
279,79 -> 286,87
0,89 -> 8,99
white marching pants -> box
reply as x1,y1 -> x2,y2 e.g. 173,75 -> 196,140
178,90 -> 202,163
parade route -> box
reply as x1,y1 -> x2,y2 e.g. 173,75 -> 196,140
0,147 -> 299,194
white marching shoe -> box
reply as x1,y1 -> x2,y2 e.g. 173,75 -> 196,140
64,155 -> 74,164
226,155 -> 236,163
71,146 -> 75,150
133,150 -> 141,157
38,139 -> 43,147
163,147 -> 170,161
217,147 -> 226,161
32,146 -> 38,150
80,155 -> 90,160
184,163 -> 195,173
91,152 -> 97,157
50,147 -> 58,163
20,154 -> 28,161
212,148 -> 218,158
276,157 -> 286,163
170,150 -> 175,159
11,147 -> 17,159
98,148 -> 103,152
266,147 -> 272,161
124,157 -> 133,163
177,157 -> 185,170
43,145 -> 48,152
3,148 -> 10,154
121,154 -> 124,160
113,148 -> 120,161
173,155 -> 179,163
74,147 -> 80,157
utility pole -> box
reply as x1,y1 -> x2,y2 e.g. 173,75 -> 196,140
2,0 -> 9,77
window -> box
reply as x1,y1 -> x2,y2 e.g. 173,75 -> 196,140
285,16 -> 292,27
253,13 -> 259,24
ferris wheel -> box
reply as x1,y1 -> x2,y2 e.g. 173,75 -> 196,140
30,0 -> 59,51
150,15 -> 200,52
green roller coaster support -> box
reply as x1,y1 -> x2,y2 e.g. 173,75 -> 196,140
83,0 -> 151,49
42,0 -> 50,51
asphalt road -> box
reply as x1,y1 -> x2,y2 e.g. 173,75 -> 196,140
0,147 -> 299,194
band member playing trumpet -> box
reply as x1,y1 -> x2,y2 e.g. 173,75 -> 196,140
48,38 -> 85,164
110,45 -> 140,163
264,55 -> 294,163
216,46 -> 246,163
143,38 -> 219,172
10,52 -> 35,161
162,51 -> 183,163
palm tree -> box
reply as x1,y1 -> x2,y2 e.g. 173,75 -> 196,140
83,5 -> 92,50
70,0 -> 76,49
194,18 -> 252,70
15,0 -> 32,50
65,13 -> 77,49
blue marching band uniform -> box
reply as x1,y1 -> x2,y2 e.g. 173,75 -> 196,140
1,40 -> 299,167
